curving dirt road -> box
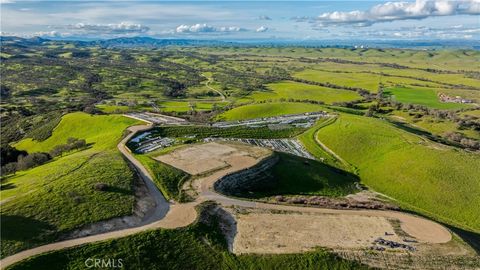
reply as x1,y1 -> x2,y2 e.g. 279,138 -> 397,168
0,123 -> 452,269
202,74 -> 226,101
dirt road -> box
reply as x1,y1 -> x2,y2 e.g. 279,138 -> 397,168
0,124 -> 452,269
202,74 -> 226,101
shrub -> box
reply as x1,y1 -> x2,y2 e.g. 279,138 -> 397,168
16,152 -> 51,171
1,162 -> 17,176
93,183 -> 109,191
49,137 -> 87,157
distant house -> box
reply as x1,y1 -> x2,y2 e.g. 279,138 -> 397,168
438,93 -> 473,104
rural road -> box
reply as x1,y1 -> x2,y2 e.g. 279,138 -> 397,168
202,74 -> 226,101
0,122 -> 453,269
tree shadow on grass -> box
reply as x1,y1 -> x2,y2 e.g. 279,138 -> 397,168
387,119 -> 461,148
0,182 -> 16,190
1,215 -> 55,242
104,186 -> 133,196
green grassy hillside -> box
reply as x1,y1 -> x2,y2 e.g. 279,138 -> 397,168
384,87 -> 471,109
216,102 -> 325,121
1,113 -> 141,257
294,70 -> 381,92
134,154 -> 190,201
239,153 -> 358,199
315,114 -> 480,231
248,81 -> 361,104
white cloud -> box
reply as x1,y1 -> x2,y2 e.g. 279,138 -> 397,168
256,26 -> 269,32
0,30 -> 68,38
258,15 -> 272,20
69,22 -> 149,34
352,24 -> 480,40
0,0 -> 15,4
175,23 -> 245,33
311,0 -> 480,27
33,31 -> 63,38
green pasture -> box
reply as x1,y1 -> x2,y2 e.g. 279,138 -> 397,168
294,70 -> 381,92
215,102 -> 325,121
315,113 -> 480,231
297,117 -> 347,169
248,81 -> 362,104
157,101 -> 226,113
95,104 -> 131,113
384,86 -> 471,109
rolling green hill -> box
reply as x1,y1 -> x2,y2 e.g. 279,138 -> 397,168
215,102 -> 325,121
248,81 -> 362,104
384,86 -> 471,109
1,112 -> 141,257
235,153 -> 358,199
315,113 -> 480,231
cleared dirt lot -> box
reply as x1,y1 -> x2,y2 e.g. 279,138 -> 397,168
155,142 -> 270,175
233,211 -> 403,254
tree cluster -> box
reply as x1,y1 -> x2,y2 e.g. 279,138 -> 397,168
50,137 -> 88,157
1,152 -> 51,176
444,132 -> 480,150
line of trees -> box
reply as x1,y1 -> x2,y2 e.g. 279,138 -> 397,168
1,152 -> 51,176
0,137 -> 87,176
49,137 -> 87,157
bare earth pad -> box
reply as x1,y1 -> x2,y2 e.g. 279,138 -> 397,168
233,212 -> 402,254
155,142 -> 269,175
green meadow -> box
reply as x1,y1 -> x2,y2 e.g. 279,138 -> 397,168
248,81 -> 362,104
384,86 -> 471,109
1,113 -> 141,257
294,69 -> 382,92
215,102 -> 324,121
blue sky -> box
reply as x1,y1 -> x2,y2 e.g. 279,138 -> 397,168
1,1 -> 479,40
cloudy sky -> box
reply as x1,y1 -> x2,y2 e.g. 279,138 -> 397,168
1,0 -> 479,40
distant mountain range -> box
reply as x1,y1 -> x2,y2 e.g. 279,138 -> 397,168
0,36 -> 234,48
1,35 -> 479,49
